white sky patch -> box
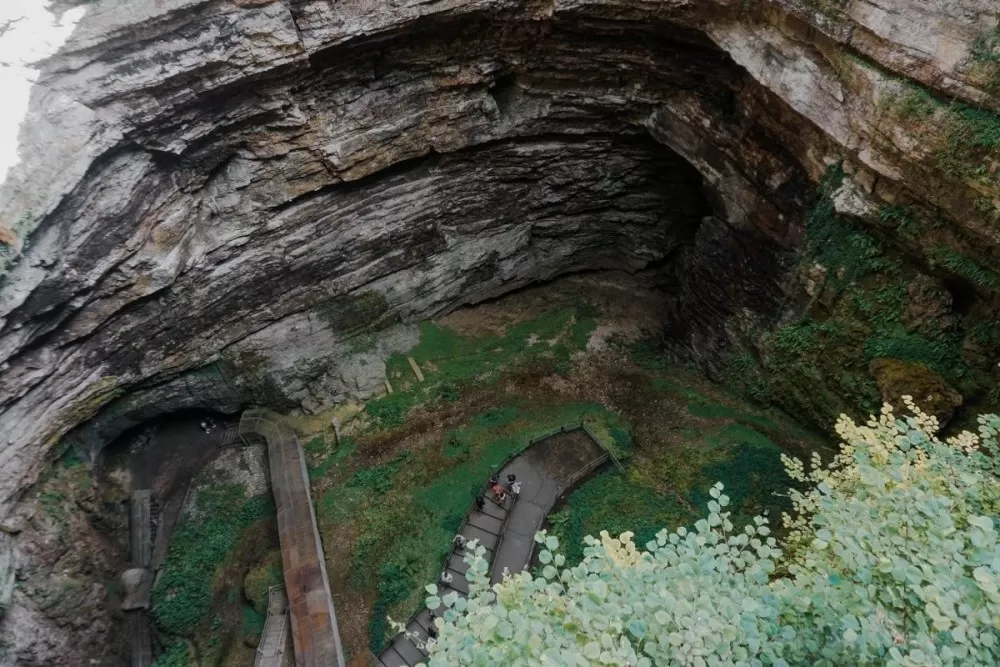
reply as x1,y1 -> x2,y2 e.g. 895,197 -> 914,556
0,1 -> 87,191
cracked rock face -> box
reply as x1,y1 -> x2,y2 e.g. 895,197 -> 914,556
0,1 -> 998,661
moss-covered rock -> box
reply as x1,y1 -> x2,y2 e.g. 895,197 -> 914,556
869,358 -> 963,425
243,548 -> 282,615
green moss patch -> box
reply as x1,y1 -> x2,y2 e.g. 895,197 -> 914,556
549,418 -> 795,568
152,484 -> 275,636
358,305 -> 596,433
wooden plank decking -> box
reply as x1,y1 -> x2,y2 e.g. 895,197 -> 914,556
240,409 -> 345,667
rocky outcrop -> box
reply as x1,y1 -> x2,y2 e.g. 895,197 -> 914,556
1,2 -> 999,659
2,0 -> 998,513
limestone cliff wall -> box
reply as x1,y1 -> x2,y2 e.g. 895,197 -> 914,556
0,2 -> 999,659
2,0 -> 999,513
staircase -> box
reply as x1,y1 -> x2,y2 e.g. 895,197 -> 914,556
255,586 -> 289,667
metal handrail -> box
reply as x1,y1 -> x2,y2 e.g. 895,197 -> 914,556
254,585 -> 289,667
253,585 -> 282,667
580,421 -> 626,472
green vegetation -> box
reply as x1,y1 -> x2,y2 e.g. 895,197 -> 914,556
359,305 -> 596,431
972,24 -> 1000,66
152,484 -> 275,636
890,80 -> 1000,186
308,436 -> 356,481
423,407 -> 1000,666
369,563 -> 413,652
313,400 -> 628,653
804,164 -> 891,286
243,549 -> 282,614
548,366 -> 817,570
970,25 -> 1000,93
548,470 -> 692,566
550,421 -> 793,567
242,605 -> 266,637
716,163 -> 1000,426
931,247 -> 1000,290
151,641 -> 191,667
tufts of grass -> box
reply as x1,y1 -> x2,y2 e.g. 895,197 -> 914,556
308,436 -> 356,481
242,549 -> 282,614
629,339 -> 669,372
242,605 -> 266,637
686,402 -> 778,431
548,469 -> 693,566
878,204 -> 921,238
804,166 -> 889,286
550,424 -> 795,568
686,439 -> 794,528
368,563 -> 412,653
362,306 -> 597,433
151,641 -> 191,667
863,326 -> 969,379
721,351 -> 772,404
317,401 -> 628,652
151,484 -> 275,637
931,247 -> 1000,290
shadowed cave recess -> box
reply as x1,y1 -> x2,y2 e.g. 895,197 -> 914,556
1,0 -> 1000,664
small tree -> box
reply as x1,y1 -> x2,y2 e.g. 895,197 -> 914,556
402,400 -> 1000,666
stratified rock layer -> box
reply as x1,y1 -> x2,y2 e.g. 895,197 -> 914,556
0,2 -> 999,662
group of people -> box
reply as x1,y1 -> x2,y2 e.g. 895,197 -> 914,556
469,471 -> 520,512
425,472 -> 522,646
490,472 -> 521,504
198,417 -> 218,434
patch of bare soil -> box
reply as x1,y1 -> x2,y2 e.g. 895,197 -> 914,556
440,270 -> 665,339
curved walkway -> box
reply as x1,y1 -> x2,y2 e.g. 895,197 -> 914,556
379,427 -> 610,667
239,409 -> 346,667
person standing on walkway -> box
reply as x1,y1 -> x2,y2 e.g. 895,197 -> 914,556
491,482 -> 507,504
474,496 -> 485,512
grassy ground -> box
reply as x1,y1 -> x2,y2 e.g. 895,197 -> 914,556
145,273 -> 831,666
301,299 -> 624,656
289,275 -> 830,662
548,349 -> 824,566
151,480 -> 278,667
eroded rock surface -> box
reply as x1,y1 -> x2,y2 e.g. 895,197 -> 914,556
1,1 -> 999,662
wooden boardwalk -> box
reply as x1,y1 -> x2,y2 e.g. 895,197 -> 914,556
239,409 -> 346,667
379,427 -> 609,667
127,490 -> 153,667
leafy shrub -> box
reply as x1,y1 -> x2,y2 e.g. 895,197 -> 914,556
365,396 -> 410,430
369,563 -> 413,652
151,641 -> 191,667
416,402 -> 1000,666
931,247 -> 1000,290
